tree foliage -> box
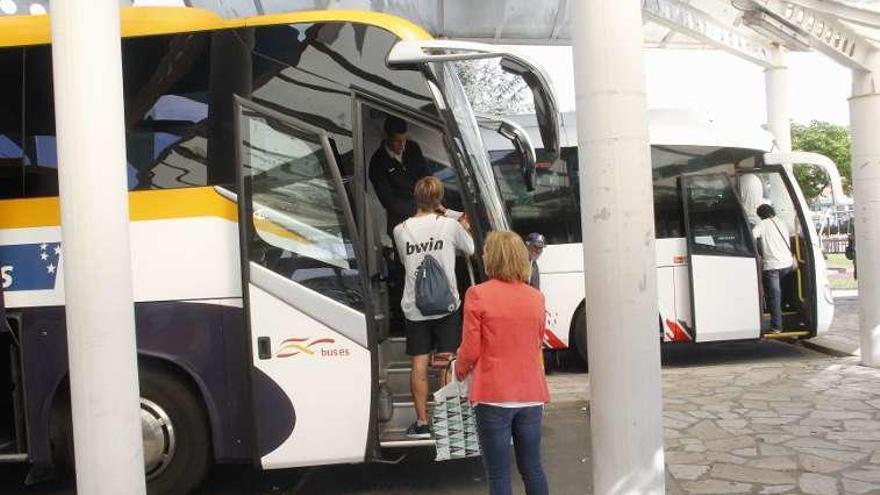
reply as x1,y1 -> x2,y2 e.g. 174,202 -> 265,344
455,59 -> 534,115
791,120 -> 852,201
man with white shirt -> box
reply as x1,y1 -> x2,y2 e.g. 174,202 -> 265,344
752,204 -> 795,333
393,176 -> 474,438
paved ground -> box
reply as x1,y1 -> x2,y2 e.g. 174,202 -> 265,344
810,294 -> 860,357
3,295 -> 880,494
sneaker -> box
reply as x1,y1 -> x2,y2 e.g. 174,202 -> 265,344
406,422 -> 431,439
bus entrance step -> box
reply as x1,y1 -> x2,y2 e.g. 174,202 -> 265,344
379,429 -> 435,448
763,331 -> 810,339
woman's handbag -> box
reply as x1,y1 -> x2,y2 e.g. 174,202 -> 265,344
432,360 -> 481,461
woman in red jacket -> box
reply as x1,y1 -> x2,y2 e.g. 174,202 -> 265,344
456,230 -> 550,495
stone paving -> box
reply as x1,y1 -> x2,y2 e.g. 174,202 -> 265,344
810,295 -> 860,357
663,356 -> 880,495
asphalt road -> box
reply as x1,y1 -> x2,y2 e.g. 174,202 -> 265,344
0,339 -> 830,495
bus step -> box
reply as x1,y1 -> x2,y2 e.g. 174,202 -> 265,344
764,331 -> 809,339
379,431 -> 435,448
0,453 -> 27,463
385,367 -> 441,397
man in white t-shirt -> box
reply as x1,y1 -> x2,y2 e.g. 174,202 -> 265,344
752,204 -> 795,332
393,176 -> 474,438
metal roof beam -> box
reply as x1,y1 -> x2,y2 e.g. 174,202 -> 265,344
751,0 -> 879,71
643,0 -> 776,67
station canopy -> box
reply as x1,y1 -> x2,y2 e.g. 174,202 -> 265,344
2,0 -> 880,69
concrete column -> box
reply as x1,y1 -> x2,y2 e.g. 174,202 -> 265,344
765,45 -> 792,153
49,1 -> 146,493
571,1 -> 665,493
850,66 -> 880,368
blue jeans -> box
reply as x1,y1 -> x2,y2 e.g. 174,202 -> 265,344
474,404 -> 549,495
763,267 -> 792,330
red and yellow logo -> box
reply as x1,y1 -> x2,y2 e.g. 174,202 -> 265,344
276,337 -> 351,358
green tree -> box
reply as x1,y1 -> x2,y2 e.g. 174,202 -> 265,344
791,120 -> 852,201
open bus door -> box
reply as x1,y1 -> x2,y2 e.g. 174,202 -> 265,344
234,98 -> 375,468
760,151 -> 842,336
681,174 -> 762,342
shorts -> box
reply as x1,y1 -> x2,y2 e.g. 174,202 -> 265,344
405,310 -> 462,357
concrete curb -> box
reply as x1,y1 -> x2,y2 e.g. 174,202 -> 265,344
799,339 -> 858,358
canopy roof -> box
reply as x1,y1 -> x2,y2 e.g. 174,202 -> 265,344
2,0 -> 879,69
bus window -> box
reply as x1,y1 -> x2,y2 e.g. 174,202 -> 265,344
684,174 -> 755,257
0,48 -> 23,200
243,111 -> 363,311
124,33 -> 213,190
489,147 -> 580,244
654,181 -> 685,239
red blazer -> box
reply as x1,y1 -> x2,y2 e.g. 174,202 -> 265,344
456,279 -> 550,404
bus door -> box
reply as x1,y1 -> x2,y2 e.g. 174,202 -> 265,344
234,98 -> 374,469
681,174 -> 761,342
763,152 -> 843,336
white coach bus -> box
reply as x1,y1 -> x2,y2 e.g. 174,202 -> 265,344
484,110 -> 842,365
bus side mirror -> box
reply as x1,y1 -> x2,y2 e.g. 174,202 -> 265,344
479,116 -> 537,192
503,121 -> 537,192
499,57 -> 560,161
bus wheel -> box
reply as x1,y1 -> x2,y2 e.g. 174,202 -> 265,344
50,367 -> 212,495
140,367 -> 212,495
571,309 -> 589,371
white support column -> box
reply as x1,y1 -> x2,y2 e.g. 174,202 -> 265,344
572,1 -> 665,494
49,1 -> 146,494
765,45 -> 792,153
850,64 -> 880,368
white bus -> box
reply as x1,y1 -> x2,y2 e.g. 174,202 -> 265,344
484,110 -> 841,366
0,8 -> 558,493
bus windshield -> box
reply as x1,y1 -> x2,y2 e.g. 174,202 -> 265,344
428,61 -> 509,230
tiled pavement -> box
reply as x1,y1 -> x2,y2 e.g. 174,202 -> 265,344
547,291 -> 880,495
810,295 -> 860,357
662,357 -> 880,495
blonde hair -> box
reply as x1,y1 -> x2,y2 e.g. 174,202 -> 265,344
483,230 -> 532,283
414,176 -> 444,211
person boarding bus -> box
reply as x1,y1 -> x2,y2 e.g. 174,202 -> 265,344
393,176 -> 474,438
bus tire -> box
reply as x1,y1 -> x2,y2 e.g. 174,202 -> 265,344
50,367 -> 212,495
139,367 -> 212,495
571,307 -> 589,371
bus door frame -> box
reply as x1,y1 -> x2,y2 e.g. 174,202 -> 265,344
233,96 -> 378,467
351,89 -> 487,294
680,173 -> 763,342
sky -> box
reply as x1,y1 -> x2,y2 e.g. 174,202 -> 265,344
514,46 -> 853,129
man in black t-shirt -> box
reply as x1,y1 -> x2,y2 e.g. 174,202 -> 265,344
369,116 -> 431,235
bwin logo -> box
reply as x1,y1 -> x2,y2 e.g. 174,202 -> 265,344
405,238 -> 444,255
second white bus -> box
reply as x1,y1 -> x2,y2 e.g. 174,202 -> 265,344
485,110 -> 840,365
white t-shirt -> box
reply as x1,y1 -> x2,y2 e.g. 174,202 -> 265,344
753,217 -> 794,271
393,214 -> 475,321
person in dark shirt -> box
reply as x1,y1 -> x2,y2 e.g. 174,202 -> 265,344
525,232 -> 545,290
369,116 -> 431,235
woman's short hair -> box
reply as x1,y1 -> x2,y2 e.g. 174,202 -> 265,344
757,203 -> 776,220
414,176 -> 444,211
483,230 -> 532,283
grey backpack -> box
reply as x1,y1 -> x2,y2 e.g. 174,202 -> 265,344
404,218 -> 456,316
415,254 -> 457,316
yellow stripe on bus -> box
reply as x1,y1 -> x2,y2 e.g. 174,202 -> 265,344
0,7 -> 432,48
235,10 -> 432,41
0,187 -> 237,229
